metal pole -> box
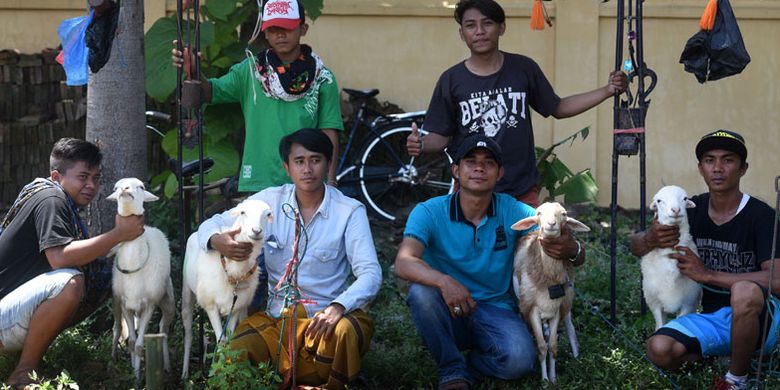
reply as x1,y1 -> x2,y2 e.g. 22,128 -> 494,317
610,0 -> 626,324
635,0 -> 649,316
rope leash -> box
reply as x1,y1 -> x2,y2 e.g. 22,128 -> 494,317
273,203 -> 313,389
114,240 -> 151,274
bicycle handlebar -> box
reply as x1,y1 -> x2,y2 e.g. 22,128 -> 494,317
145,110 -> 172,122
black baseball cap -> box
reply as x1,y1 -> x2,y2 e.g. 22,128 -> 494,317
453,134 -> 503,166
695,129 -> 747,162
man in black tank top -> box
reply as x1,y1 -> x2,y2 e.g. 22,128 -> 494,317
630,130 -> 780,390
406,0 -> 628,207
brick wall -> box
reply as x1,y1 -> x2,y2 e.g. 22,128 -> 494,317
0,49 -> 85,211
0,49 -> 169,212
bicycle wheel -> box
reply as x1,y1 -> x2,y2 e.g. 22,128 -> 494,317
358,121 -> 454,221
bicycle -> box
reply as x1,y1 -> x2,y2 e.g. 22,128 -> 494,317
336,88 -> 454,222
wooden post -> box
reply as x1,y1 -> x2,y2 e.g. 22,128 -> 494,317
144,333 -> 166,389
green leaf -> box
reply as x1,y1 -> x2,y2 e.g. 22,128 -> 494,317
547,157 -> 574,183
553,169 -> 598,204
164,171 -> 179,198
161,129 -> 240,184
204,103 -> 244,142
206,0 -> 237,21
222,42 -> 250,63
151,170 -> 172,191
144,17 -> 216,102
302,0 -> 324,20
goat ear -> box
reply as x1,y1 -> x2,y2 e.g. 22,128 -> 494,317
566,217 -> 591,232
511,216 -> 537,231
143,190 -> 159,202
106,190 -> 119,201
686,199 -> 696,208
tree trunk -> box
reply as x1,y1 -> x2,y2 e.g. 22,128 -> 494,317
86,0 -> 147,234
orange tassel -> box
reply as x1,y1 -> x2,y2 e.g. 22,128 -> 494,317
699,0 -> 717,31
531,0 -> 545,30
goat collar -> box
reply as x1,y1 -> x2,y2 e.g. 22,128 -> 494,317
220,255 -> 258,286
114,240 -> 150,274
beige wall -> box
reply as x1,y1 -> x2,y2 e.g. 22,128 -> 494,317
2,0 -> 779,208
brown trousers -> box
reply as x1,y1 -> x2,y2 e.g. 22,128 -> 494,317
230,305 -> 374,389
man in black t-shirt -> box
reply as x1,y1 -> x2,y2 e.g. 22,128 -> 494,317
630,130 -> 780,390
0,138 -> 144,387
407,0 -> 627,206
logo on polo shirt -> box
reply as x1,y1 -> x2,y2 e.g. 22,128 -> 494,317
494,225 -> 507,250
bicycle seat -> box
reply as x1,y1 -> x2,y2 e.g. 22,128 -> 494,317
343,88 -> 379,99
170,157 -> 215,180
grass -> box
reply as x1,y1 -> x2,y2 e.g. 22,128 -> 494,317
3,203 -> 780,389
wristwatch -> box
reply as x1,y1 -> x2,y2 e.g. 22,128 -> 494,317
569,240 -> 582,262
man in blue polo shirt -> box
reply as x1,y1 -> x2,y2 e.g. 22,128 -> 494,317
394,134 -> 585,390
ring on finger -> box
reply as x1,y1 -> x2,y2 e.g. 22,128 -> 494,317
453,305 -> 462,314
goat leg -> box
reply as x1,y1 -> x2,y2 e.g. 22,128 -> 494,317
528,308 -> 549,382
160,280 -> 175,372
564,312 -> 579,358
133,306 -> 155,380
206,308 -> 226,345
650,305 -> 666,331
181,284 -> 194,380
111,297 -> 123,360
547,313 -> 562,384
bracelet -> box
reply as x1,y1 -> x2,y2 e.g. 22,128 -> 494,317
569,240 -> 582,262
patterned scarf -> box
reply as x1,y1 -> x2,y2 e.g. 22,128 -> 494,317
0,178 -> 111,306
247,44 -> 334,118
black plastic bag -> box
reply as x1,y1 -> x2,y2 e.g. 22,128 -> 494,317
679,0 -> 750,83
85,0 -> 120,73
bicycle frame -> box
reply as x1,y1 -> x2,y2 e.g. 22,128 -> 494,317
336,101 -> 425,183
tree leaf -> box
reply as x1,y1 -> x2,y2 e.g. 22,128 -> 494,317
151,170 -> 172,191
302,0 -> 324,20
144,17 -> 216,102
161,129 -> 239,184
206,0 -> 237,21
553,169 -> 598,204
204,103 -> 244,142
164,172 -> 179,198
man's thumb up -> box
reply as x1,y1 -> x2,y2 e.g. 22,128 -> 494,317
406,122 -> 423,157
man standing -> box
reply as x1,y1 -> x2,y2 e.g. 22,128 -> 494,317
631,130 -> 780,390
395,134 -> 585,389
173,0 -> 343,191
407,0 -> 627,206
198,128 -> 381,389
0,138 -> 144,387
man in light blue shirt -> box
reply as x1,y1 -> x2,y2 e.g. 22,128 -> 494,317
395,134 -> 585,390
197,128 -> 381,389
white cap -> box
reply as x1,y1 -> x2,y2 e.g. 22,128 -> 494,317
261,0 -> 302,31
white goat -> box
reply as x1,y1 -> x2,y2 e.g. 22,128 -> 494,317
512,202 -> 590,384
181,199 -> 272,379
106,178 -> 175,380
641,185 -> 702,330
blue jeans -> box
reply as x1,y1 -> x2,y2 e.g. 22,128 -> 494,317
249,252 -> 269,311
407,283 -> 536,385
